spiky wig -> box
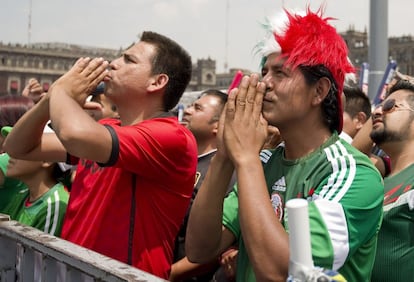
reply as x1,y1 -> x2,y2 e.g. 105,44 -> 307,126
256,7 -> 354,132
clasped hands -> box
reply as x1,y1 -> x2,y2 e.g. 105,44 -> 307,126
218,74 -> 269,165
48,57 -> 109,106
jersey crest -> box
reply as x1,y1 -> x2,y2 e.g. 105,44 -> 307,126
271,192 -> 284,221
272,176 -> 286,192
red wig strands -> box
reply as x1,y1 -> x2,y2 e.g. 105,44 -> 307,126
274,7 -> 354,95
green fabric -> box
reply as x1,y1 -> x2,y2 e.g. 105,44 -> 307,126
4,183 -> 69,236
372,164 -> 414,281
0,153 -> 27,213
222,133 -> 383,282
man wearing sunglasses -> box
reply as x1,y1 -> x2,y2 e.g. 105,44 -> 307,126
370,79 -> 414,281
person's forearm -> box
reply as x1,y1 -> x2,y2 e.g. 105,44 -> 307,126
46,57 -> 111,162
49,89 -> 111,162
169,257 -> 219,281
236,158 -> 289,281
50,89 -> 90,142
186,155 -> 234,263
3,95 -> 50,158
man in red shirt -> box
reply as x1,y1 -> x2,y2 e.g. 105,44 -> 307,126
4,31 -> 197,279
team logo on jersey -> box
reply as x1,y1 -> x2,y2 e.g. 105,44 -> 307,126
271,192 -> 284,221
260,149 -> 273,163
272,177 -> 286,192
384,183 -> 412,205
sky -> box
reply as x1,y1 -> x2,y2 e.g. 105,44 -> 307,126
1,0 -> 413,73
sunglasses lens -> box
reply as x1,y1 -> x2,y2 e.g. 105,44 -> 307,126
382,99 -> 395,112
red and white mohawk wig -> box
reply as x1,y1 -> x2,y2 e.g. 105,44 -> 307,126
257,6 -> 355,132
255,9 -> 305,62
276,7 -> 354,93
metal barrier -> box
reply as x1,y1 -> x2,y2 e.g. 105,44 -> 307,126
0,214 -> 166,282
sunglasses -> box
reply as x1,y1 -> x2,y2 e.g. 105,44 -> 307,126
376,98 -> 414,114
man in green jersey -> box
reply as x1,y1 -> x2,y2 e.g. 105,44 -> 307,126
370,79 -> 414,281
186,8 -> 384,281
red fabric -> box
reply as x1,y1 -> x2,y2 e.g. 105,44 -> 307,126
42,82 -> 50,91
61,117 -> 197,279
10,81 -> 18,90
382,155 -> 392,177
25,198 -> 33,207
274,8 -> 354,132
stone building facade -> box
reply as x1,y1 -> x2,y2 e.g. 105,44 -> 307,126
341,28 -> 414,75
1,28 -> 413,98
0,42 -> 121,96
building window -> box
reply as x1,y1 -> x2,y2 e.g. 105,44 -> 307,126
205,73 -> 213,82
18,57 -> 24,67
10,80 -> 19,95
10,80 -> 18,90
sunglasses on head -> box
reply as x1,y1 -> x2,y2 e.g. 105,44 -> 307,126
377,98 -> 414,114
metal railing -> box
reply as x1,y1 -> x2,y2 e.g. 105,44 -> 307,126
0,214 -> 166,282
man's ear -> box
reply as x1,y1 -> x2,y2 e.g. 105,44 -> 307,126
212,121 -> 219,136
148,74 -> 169,92
312,77 -> 331,106
354,112 -> 368,130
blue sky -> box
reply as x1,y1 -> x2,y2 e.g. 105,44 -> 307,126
1,0 -> 412,73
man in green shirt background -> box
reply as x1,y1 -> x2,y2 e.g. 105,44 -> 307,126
370,79 -> 414,281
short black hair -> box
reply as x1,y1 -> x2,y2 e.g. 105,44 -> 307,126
343,86 -> 371,118
388,79 -> 414,96
199,89 -> 228,123
388,79 -> 414,109
300,64 -> 340,133
140,31 -> 192,111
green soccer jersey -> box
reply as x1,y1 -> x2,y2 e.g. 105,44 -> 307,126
222,133 -> 384,282
371,164 -> 414,281
0,153 -> 27,213
4,183 -> 69,236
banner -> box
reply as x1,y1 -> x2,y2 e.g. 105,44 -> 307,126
373,60 -> 397,105
358,62 -> 369,95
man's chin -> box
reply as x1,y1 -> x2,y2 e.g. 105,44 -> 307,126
370,130 -> 385,145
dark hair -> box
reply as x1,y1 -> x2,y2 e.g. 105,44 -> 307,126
388,79 -> 414,109
388,79 -> 414,96
140,31 -> 192,111
0,95 -> 34,127
299,65 -> 339,133
343,86 -> 372,118
199,89 -> 228,122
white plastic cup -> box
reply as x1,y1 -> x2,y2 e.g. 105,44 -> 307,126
286,198 -> 314,270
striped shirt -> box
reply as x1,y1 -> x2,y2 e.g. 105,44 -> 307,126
372,163 -> 414,281
222,133 -> 384,282
4,183 -> 69,236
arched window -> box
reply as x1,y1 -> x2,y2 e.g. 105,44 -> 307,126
205,73 -> 213,82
